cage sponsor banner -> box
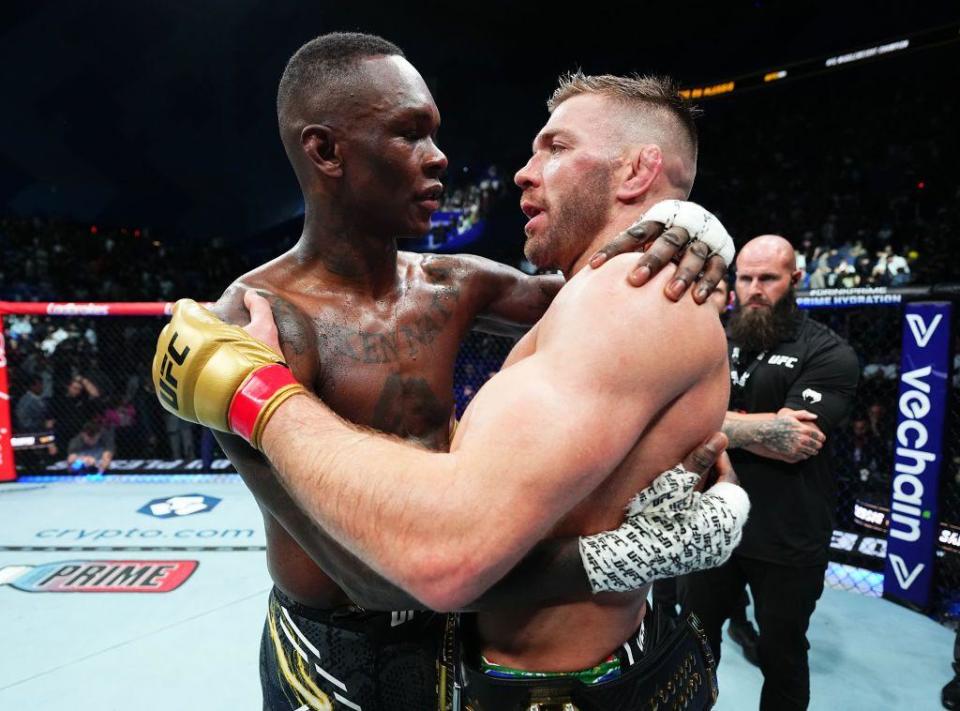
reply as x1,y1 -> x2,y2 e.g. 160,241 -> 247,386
44,457 -> 236,474
853,499 -> 960,555
883,302 -> 951,608
0,301 -> 172,317
0,317 -> 14,482
797,287 -> 903,309
0,301 -> 213,317
0,559 -> 198,592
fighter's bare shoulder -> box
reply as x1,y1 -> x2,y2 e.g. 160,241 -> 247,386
543,254 -> 726,382
211,252 -> 296,322
407,251 -> 510,286
211,261 -> 320,381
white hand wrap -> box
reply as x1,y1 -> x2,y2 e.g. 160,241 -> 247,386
578,465 -> 750,593
638,200 -> 736,268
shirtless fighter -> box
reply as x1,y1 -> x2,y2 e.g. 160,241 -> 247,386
155,50 -> 748,709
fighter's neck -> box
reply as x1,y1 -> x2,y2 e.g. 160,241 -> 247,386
564,200 -> 662,279
293,205 -> 401,298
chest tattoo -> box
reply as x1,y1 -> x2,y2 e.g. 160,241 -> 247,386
316,284 -> 462,365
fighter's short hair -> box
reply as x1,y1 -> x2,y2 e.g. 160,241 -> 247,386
547,72 -> 700,157
276,32 -> 404,122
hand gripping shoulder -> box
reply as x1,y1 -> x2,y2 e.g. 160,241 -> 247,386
152,299 -> 307,449
639,200 -> 736,268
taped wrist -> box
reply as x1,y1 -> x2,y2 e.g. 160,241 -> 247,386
640,199 -> 735,267
579,472 -> 750,594
227,363 -> 306,449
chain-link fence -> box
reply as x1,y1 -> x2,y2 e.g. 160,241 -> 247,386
804,304 -> 901,597
1,305 -> 227,477
453,331 -> 515,419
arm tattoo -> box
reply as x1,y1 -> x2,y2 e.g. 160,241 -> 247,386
722,419 -> 763,449
723,417 -> 800,455
758,418 -> 802,455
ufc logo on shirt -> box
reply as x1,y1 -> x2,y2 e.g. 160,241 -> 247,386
767,355 -> 798,368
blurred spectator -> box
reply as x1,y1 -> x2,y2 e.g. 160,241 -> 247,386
67,420 -> 115,475
693,46 -> 957,291
836,415 -> 891,498
867,402 -> 892,439
57,373 -> 102,445
422,165 -> 505,247
165,412 -> 197,460
872,245 -> 912,286
131,370 -> 165,458
14,375 -> 52,432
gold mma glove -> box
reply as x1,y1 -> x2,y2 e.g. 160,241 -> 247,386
152,299 -> 307,449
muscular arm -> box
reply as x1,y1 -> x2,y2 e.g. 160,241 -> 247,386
258,271 -> 721,610
443,254 -> 564,336
211,283 -> 591,610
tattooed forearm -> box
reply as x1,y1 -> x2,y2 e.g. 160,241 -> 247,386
721,419 -> 763,449
723,416 -> 807,455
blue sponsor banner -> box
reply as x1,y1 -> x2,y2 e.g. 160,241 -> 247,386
883,302 -> 951,608
797,287 -> 903,310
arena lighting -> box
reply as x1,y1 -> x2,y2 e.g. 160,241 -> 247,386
680,23 -> 959,100
679,81 -> 735,100
825,39 -> 910,67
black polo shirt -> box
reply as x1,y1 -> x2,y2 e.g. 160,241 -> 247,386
728,312 -> 859,566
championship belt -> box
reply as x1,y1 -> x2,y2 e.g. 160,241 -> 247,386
438,612 -> 464,711
457,611 -> 718,711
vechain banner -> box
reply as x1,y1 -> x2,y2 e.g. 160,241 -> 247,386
883,302 -> 951,608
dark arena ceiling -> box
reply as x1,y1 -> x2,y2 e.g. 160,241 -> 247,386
1,0 -> 957,240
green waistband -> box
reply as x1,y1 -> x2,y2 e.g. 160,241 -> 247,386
480,654 -> 621,686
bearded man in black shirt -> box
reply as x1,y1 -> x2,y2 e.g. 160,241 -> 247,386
681,234 -> 860,711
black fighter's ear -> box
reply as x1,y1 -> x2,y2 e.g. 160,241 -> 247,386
301,124 -> 342,178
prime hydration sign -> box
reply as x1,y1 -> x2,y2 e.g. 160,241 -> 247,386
883,302 -> 951,608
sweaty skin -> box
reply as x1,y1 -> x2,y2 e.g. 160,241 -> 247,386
230,84 -> 735,671
212,249 -> 562,609
473,262 -> 729,670
210,52 -> 731,651
253,260 -> 730,670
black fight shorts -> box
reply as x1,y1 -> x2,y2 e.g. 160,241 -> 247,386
260,587 -> 444,710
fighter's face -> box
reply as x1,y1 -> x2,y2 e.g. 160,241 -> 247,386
343,56 -> 447,237
514,94 -> 616,272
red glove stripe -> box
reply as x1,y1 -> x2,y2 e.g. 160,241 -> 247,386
228,364 -> 299,442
